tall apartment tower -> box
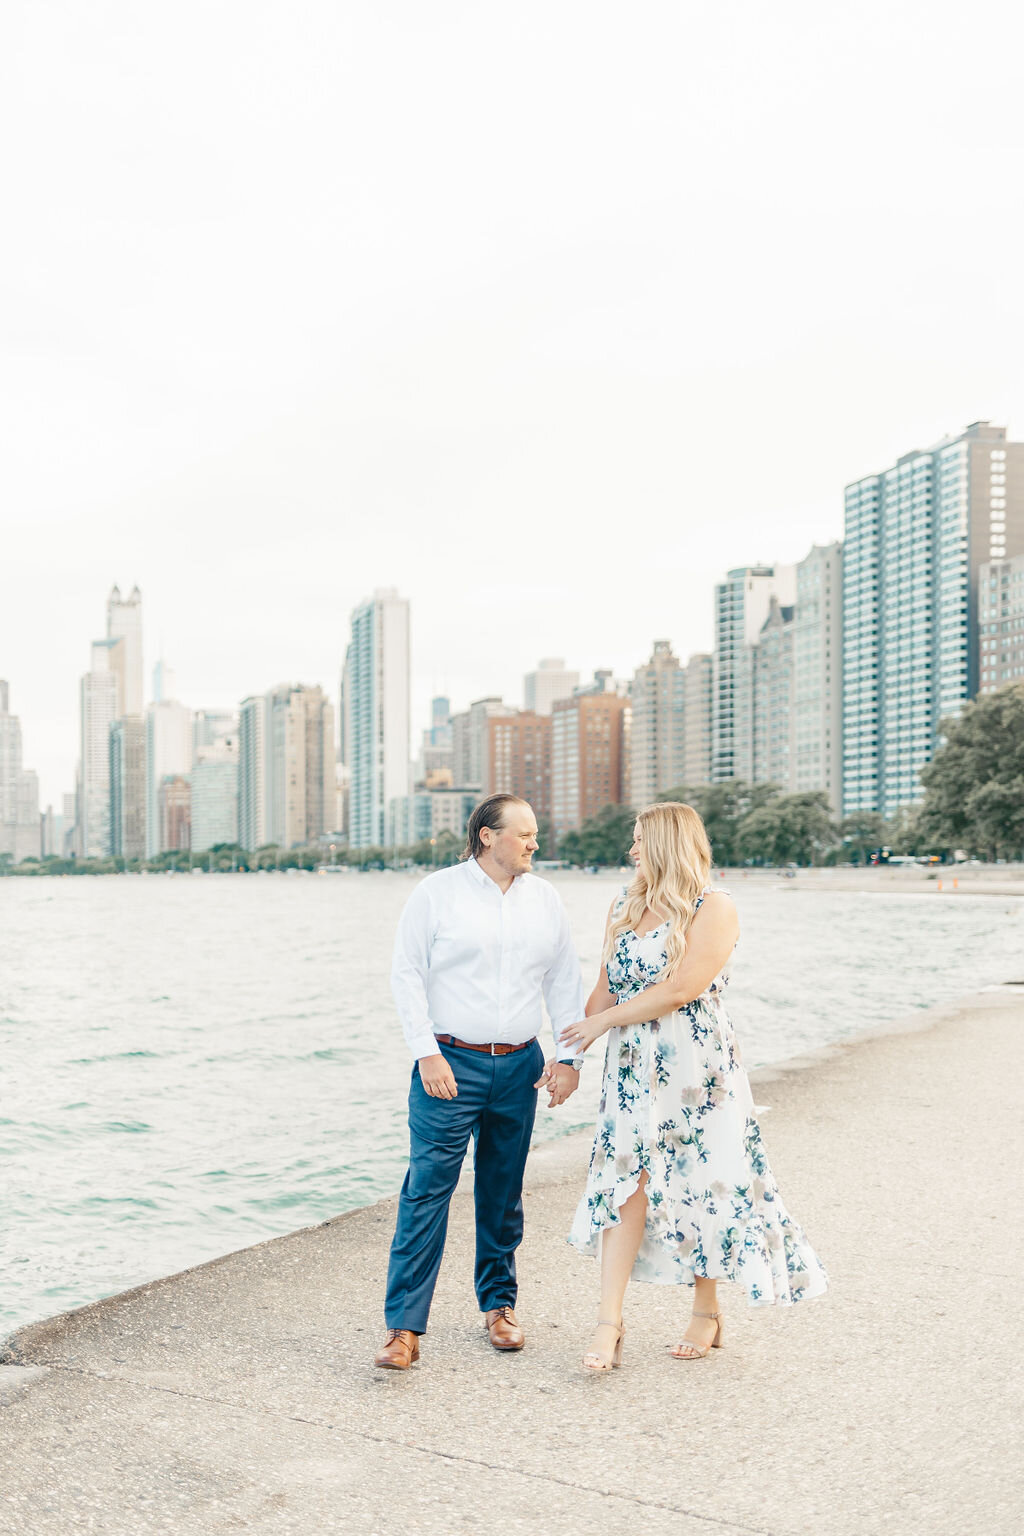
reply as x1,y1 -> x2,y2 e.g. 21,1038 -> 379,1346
524,659 -> 579,716
106,585 -> 144,716
712,565 -> 796,783
979,554 -> 1024,693
344,589 -> 410,848
110,717 -> 146,859
551,690 -> 629,845
842,421 -> 1024,818
238,694 -> 268,851
145,689 -> 192,858
79,641 -> 120,857
749,598 -> 796,789
485,711 -> 552,826
451,697 -> 508,792
190,733 -> 239,853
0,681 -> 41,863
682,653 -> 713,786
265,683 -> 335,848
793,543 -> 842,813
629,641 -> 686,807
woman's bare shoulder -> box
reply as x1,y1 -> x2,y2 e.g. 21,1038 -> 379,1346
695,889 -> 739,930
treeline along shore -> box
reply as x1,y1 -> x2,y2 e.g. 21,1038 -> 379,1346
5,683 -> 1023,876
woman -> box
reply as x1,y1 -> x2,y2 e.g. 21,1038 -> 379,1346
560,802 -> 827,1371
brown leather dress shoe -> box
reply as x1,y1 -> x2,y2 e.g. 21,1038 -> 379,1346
485,1306 -> 524,1351
374,1328 -> 420,1370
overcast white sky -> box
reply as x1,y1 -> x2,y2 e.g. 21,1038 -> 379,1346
3,1 -> 1023,804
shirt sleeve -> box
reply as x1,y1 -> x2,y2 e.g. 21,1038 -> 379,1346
542,893 -> 587,1064
391,880 -> 442,1061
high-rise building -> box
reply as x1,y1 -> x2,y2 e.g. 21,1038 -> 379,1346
713,565 -> 796,784
264,683 -> 335,848
109,716 -> 146,859
61,791 -> 77,858
793,543 -> 842,813
238,695 -> 268,852
390,786 -> 477,847
193,710 -> 237,758
152,659 -> 177,704
106,585 -> 143,716
978,554 -> 1024,693
842,422 -> 1024,817
414,695 -> 454,783
41,806 -> 64,858
79,643 -> 120,857
485,711 -> 552,825
145,694 -> 192,857
450,697 -> 507,792
0,681 -> 41,863
344,589 -> 410,848
629,641 -> 686,807
551,689 -> 629,844
682,653 -> 713,787
524,658 -> 579,716
191,734 -> 239,853
749,598 -> 795,789
159,776 -> 191,852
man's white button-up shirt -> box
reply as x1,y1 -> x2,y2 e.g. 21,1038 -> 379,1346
391,857 -> 586,1062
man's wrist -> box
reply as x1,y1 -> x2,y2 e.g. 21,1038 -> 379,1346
557,1058 -> 583,1072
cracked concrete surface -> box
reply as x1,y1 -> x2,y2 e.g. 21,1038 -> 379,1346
2,988 -> 1022,1535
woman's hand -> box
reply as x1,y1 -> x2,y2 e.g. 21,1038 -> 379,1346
559,1014 -> 611,1053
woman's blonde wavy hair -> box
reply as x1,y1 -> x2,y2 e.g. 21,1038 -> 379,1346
603,802 -> 713,978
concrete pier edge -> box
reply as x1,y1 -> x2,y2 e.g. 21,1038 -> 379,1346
2,978 -> 1022,1535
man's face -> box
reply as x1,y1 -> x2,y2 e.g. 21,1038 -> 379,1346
481,803 -> 539,876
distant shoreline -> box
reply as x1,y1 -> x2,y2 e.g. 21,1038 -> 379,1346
3,861 -> 1023,896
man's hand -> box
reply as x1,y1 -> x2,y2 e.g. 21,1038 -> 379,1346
419,1052 -> 458,1099
534,1059 -> 580,1109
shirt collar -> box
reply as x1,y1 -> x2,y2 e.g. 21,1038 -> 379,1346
467,856 -> 522,894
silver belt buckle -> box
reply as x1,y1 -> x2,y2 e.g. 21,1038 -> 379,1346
491,1042 -> 498,1056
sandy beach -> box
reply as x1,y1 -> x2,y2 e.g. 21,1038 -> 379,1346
2,978 -> 1022,1535
716,863 -> 1024,898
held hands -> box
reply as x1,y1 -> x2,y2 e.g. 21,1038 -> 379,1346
419,1053 -> 458,1099
534,1060 -> 581,1109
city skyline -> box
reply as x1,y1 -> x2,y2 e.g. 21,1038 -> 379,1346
6,405 -> 1024,820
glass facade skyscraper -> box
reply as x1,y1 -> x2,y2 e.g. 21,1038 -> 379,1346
344,589 -> 410,849
842,422 -> 1024,818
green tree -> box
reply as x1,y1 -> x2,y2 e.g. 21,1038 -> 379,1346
838,811 -> 885,864
737,791 -> 837,866
657,781 -> 781,866
918,682 -> 1024,858
559,804 -> 636,867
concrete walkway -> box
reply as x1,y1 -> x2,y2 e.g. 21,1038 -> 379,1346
3,986 -> 1022,1536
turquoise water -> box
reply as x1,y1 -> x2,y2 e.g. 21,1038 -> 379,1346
2,870 -> 1020,1337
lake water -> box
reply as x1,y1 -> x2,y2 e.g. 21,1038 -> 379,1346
2,870 -> 1020,1337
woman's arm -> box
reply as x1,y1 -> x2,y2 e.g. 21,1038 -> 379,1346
584,902 -> 617,1017
585,967 -> 614,1018
560,894 -> 739,1054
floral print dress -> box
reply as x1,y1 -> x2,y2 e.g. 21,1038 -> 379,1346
567,889 -> 828,1305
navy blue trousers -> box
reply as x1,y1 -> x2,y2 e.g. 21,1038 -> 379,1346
383,1038 -> 544,1334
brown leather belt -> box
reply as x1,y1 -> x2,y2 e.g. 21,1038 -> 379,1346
435,1034 -> 537,1056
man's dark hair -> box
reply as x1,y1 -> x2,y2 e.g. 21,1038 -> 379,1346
461,794 -> 529,861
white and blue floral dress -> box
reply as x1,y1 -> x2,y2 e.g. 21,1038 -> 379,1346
568,889 -> 828,1305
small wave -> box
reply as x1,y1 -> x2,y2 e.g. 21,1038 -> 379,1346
67,1050 -> 163,1065
101,1120 -> 153,1133
80,1196 -> 161,1209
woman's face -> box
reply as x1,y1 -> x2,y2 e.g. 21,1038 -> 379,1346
629,821 -> 648,878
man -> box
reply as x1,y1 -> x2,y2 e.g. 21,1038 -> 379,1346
374,793 -> 585,1370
